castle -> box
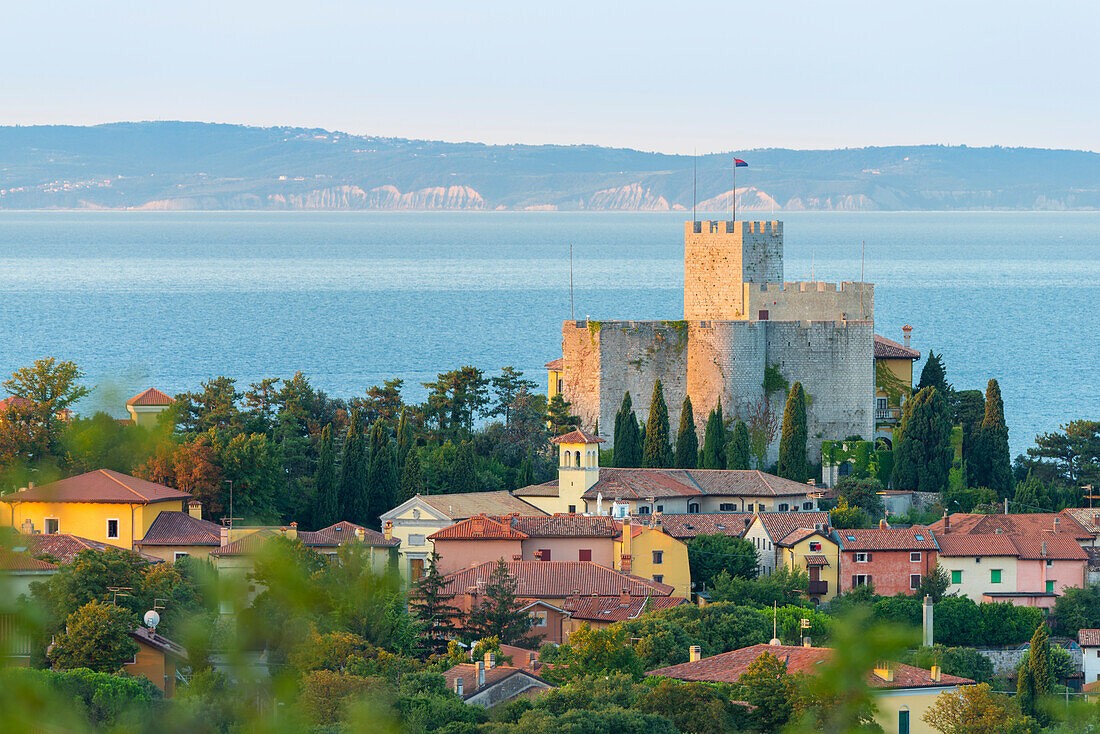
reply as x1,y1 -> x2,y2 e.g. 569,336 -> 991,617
550,220 -> 875,465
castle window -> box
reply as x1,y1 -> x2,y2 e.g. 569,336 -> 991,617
720,503 -> 737,511
758,310 -> 769,320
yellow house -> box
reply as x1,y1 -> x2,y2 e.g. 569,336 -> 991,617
125,388 -> 175,428
874,330 -> 920,447
545,358 -> 564,401
134,501 -> 223,563
2,470 -> 191,549
614,523 -> 691,599
775,527 -> 840,604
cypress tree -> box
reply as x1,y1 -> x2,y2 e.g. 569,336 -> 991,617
1014,471 -> 1052,513
891,387 -> 953,493
366,418 -> 398,527
612,392 -> 632,467
727,420 -> 751,470
972,379 -> 1013,497
917,351 -> 951,396
643,380 -> 673,468
777,382 -> 808,482
701,404 -> 727,469
515,448 -> 534,489
398,448 -> 425,503
1018,623 -> 1051,722
313,423 -> 338,528
338,410 -> 368,524
395,407 -> 414,468
451,440 -> 479,494
674,396 -> 698,469
613,392 -> 643,468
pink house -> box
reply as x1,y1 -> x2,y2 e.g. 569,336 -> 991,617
983,534 -> 1087,608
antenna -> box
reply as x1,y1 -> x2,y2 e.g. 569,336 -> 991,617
569,244 -> 574,321
692,149 -> 697,222
810,245 -> 815,281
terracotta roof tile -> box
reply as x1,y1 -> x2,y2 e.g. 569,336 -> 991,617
429,515 -> 529,541
550,428 -> 605,444
686,470 -> 819,498
1008,533 -> 1087,561
1080,630 -> 1100,647
0,396 -> 33,412
580,469 -> 818,502
874,334 -> 920,360
754,512 -> 832,542
804,555 -> 830,566
441,560 -> 673,598
925,513 -> 1091,540
2,469 -> 191,504
442,663 -> 550,700
511,480 -> 560,498
933,533 -> 1017,557
418,491 -> 547,520
659,513 -> 754,539
140,511 -> 222,546
0,547 -> 58,571
1060,508 -> 1100,535
566,595 -> 688,622
512,515 -> 619,538
126,388 -> 176,406
208,529 -> 278,557
544,358 -> 563,370
17,533 -> 162,564
300,520 -> 398,547
778,527 -> 828,547
835,526 -> 938,551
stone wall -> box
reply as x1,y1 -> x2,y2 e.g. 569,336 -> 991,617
745,281 -> 874,322
684,220 -> 783,320
687,320 -> 768,433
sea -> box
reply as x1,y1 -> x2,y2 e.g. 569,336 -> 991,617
2,210 -> 1098,457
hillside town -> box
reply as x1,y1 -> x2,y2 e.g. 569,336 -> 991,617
2,219 -> 1099,734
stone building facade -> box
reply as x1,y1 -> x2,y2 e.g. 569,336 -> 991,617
556,220 -> 874,465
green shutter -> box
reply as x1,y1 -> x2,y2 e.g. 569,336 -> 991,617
991,569 -> 1001,584
951,570 -> 962,584
1046,580 -> 1055,593
899,709 -> 910,734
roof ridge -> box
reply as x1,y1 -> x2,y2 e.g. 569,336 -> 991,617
97,469 -> 149,502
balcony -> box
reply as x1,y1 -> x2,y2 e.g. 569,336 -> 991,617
807,580 -> 829,596
875,407 -> 901,422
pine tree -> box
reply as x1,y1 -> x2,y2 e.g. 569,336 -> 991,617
701,404 -> 727,470
674,396 -> 698,469
410,551 -> 458,656
313,423 -> 338,528
466,560 -> 537,646
1013,471 -> 1052,512
398,448 -> 425,503
547,393 -> 581,436
366,419 -> 398,527
917,351 -> 952,398
451,440 -> 479,494
727,420 -> 751,470
891,387 -> 953,493
643,380 -> 673,468
395,407 -> 414,468
777,382 -> 809,482
338,410 -> 368,523
972,379 -> 1013,497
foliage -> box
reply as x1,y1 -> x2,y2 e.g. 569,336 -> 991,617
1012,471 -> 1053,512
902,645 -> 996,685
421,366 -> 490,441
613,392 -> 642,468
917,350 -> 952,397
409,552 -> 457,656
1017,419 -> 1100,488
916,564 -> 950,603
642,380 -> 673,468
546,393 -> 581,437
62,411 -> 165,475
3,357 -> 92,459
298,669 -> 385,725
1051,585 -> 1100,637
688,534 -> 758,589
1,667 -> 161,730
726,420 -> 751,470
834,476 -> 885,518
541,624 -> 643,683
465,560 -> 537,646
777,382 -> 809,482
636,678 -> 750,734
701,403 -> 726,470
737,651 -> 796,732
710,566 -> 810,608
489,366 -> 538,428
822,439 -> 878,480
1017,623 -> 1050,723
366,418 -> 398,527
313,423 -> 338,528
892,386 -> 953,493
48,601 -> 139,673
970,379 -> 1013,497
338,410 -> 368,523
828,497 -> 870,529
923,682 -> 1035,734
674,395 -> 698,469
617,602 -> 770,670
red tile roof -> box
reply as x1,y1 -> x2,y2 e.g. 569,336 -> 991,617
126,388 -> 176,406
429,515 -> 529,541
1060,509 -> 1100,535
1,470 -> 191,504
1008,533 -> 1087,561
513,515 -> 620,538
874,334 -> 920,360
933,533 -> 1018,557
778,527 -> 829,547
0,396 -> 33,412
140,511 -> 222,546
0,547 -> 58,571
926,513 -> 1091,540
442,663 -> 550,700
687,470 -> 819,498
544,358 -> 563,370
754,512 -> 832,543
836,526 -> 938,551
565,594 -> 688,622
18,533 -> 162,564
300,520 -> 399,547
1079,630 -> 1100,647
208,529 -> 278,557
659,513 -> 754,539
804,555 -> 830,566
578,469 -> 817,502
551,428 -> 605,444
441,560 -> 673,598
511,480 -> 560,498
647,644 -> 972,690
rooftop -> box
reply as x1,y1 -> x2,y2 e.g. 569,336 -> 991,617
835,526 -> 938,551
140,511 -> 222,546
129,626 -> 188,660
565,594 -> 687,622
926,512 -> 1092,540
126,388 -> 176,407
550,428 -> 605,445
300,520 -> 399,547
1,469 -> 191,505
658,513 -> 754,539
754,512 -> 832,543
873,334 -> 920,360
417,491 -> 547,520
441,560 -> 673,598
544,358 -> 563,370
18,533 -> 162,564
577,468 -> 817,501
1079,629 -> 1100,648
442,663 -> 549,700
429,515 -> 529,541
0,547 -> 58,572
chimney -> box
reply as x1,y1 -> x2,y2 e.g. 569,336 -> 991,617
803,637 -> 812,647
922,595 -> 934,647
902,324 -> 912,348
383,521 -> 393,541
28,481 -> 35,490
220,525 -> 229,547
472,517 -> 485,535
19,519 -> 34,535
188,500 -> 202,520
476,661 -> 485,688
1041,541 -> 1047,558
454,677 -> 463,696
930,665 -> 942,683
465,587 -> 478,614
355,527 -> 365,542
620,522 -> 632,574
879,518 -> 889,530
689,645 -> 702,662
1053,516 -> 1060,533
942,511 -> 950,533
287,521 -> 297,540
620,588 -> 630,606
873,663 -> 894,682
485,652 -> 495,669
1094,514 -> 1100,528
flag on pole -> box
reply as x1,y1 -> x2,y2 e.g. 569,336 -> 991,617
734,158 -> 748,167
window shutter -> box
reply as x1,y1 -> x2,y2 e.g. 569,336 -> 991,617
852,575 -> 857,588
866,552 -> 873,562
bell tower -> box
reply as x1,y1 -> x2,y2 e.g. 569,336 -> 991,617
551,428 -> 605,514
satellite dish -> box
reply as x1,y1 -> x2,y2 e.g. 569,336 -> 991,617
143,610 -> 160,630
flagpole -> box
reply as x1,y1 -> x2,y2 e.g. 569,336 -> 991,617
732,155 -> 736,223
692,149 -> 697,223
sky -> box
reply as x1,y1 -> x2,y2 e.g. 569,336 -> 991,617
3,0 -> 1099,154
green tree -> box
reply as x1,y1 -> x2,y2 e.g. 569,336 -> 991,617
923,682 -> 1035,734
47,601 -> 138,673
674,396 -> 698,469
366,419 -> 398,526
828,497 -> 869,529
710,567 -> 809,608
637,678 -> 750,734
701,404 -> 726,470
834,476 -> 885,518
1016,623 -> 1051,723
339,411 -> 368,523
465,560 -> 535,646
544,624 -> 642,682
450,441 -> 478,494
314,423 -> 338,528
892,386 -> 953,493
642,380 -> 673,468
215,430 -> 284,522
1012,471 -> 1052,512
3,357 -> 92,460
612,392 -> 641,468
32,547 -> 149,628
917,350 -> 952,396
917,564 -> 951,603
489,367 -> 537,428
726,420 -> 751,470
421,366 -> 490,440
737,652 -> 796,733
546,393 -> 581,436
777,382 -> 809,482
1020,420 -> 1100,487
398,448 -> 425,503
971,379 -> 1013,497
688,534 -> 758,588
409,552 -> 458,656
903,645 -> 996,685
1052,585 -> 1100,637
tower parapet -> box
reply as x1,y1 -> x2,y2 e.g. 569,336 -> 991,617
684,220 -> 783,320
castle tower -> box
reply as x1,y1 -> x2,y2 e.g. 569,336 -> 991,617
683,220 -> 783,320
550,428 -> 604,514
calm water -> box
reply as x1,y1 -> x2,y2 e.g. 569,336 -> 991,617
2,211 -> 1098,456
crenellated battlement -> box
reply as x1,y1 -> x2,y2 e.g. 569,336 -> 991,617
687,220 -> 783,236
747,281 -> 871,294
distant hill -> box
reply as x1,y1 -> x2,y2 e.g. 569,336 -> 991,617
1,122 -> 1098,211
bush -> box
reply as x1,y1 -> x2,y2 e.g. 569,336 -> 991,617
0,667 -> 160,729
298,670 -> 390,726
903,645 -> 997,685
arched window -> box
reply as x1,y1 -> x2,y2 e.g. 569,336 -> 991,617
562,449 -> 571,467
575,450 -> 581,467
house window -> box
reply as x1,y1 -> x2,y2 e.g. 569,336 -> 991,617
910,552 -> 921,562
855,553 -> 869,563
809,542 -> 822,552
720,503 -> 737,511
579,549 -> 592,562
531,611 -> 547,627
746,504 -> 754,513
408,534 -> 426,546
106,519 -> 120,540
568,505 -> 576,514
653,574 -> 664,584
951,570 -> 962,584
854,574 -> 871,587
638,506 -> 651,515
778,503 -> 789,512
652,551 -> 663,564
44,518 -> 59,535
557,378 -> 563,393
174,552 -> 189,561
803,502 -> 813,510
537,549 -> 551,561
688,503 -> 700,514
898,708 -> 910,734
1046,559 -> 1053,567
876,397 -> 888,411
910,574 -> 921,590
991,569 -> 1002,584
656,505 -> 664,513
1046,580 -> 1055,593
